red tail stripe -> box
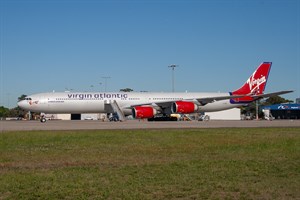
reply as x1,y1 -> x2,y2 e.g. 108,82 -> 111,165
231,62 -> 272,103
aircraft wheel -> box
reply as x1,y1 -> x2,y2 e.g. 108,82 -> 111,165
40,118 -> 46,123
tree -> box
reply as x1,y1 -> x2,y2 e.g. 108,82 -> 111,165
263,95 -> 293,106
120,88 -> 134,92
16,94 -> 28,118
240,101 -> 257,116
0,106 -> 9,118
241,95 -> 293,119
0,95 -> 29,118
18,94 -> 27,102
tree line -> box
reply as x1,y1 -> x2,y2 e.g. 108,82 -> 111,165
240,95 -> 293,118
0,94 -> 27,118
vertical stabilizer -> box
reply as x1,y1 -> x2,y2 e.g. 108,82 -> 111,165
230,62 -> 272,103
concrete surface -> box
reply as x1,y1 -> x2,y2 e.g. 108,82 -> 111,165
1,120 -> 299,132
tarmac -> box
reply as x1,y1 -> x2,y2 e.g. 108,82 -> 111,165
1,119 -> 300,132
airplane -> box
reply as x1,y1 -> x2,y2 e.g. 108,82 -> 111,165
18,62 -> 292,122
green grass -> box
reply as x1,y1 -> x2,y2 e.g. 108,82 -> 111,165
0,128 -> 299,199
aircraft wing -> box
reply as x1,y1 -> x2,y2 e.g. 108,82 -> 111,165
127,91 -> 292,109
191,91 -> 293,105
252,90 -> 293,99
193,95 -> 247,105
129,94 -> 248,108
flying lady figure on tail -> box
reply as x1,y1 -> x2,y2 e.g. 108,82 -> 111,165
230,62 -> 291,104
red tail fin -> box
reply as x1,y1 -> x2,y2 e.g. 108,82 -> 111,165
230,62 -> 272,103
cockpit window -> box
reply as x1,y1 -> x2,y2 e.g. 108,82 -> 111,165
25,97 -> 32,100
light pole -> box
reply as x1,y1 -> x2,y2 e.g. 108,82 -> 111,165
6,93 -> 10,108
102,77 -> 111,92
99,82 -> 102,92
256,99 -> 259,120
168,65 -> 178,92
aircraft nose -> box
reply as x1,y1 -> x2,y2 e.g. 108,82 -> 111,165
17,100 -> 28,109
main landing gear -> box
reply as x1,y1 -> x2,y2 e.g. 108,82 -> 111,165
40,114 -> 47,123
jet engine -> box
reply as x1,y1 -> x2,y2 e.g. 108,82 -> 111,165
171,101 -> 198,114
132,106 -> 157,119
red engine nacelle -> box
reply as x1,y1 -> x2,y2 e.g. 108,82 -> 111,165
132,106 -> 157,119
171,101 -> 198,114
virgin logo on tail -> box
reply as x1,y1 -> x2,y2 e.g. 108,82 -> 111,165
230,62 -> 271,103
246,69 -> 267,94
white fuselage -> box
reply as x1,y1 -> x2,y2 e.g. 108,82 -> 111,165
18,92 -> 242,115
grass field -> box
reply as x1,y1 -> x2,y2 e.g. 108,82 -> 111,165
0,128 -> 299,199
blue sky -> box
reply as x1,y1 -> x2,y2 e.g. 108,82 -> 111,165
1,0 -> 299,108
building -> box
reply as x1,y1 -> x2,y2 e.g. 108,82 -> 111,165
261,104 -> 300,119
206,108 -> 241,120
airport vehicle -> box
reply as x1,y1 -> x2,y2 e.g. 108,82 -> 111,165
18,62 -> 292,122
